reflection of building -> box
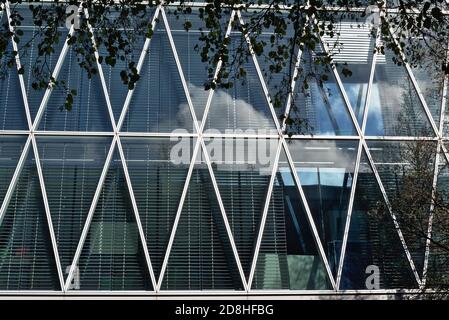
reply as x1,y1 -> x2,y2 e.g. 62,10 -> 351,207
0,3 -> 448,297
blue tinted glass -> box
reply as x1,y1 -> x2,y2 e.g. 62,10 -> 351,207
288,139 -> 358,276
252,146 -> 331,290
289,50 -> 357,136
366,47 -> 433,137
205,137 -> 279,278
0,136 -> 27,203
0,64 -> 28,130
166,10 -> 216,122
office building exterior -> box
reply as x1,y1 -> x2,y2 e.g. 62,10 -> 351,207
0,2 -> 448,297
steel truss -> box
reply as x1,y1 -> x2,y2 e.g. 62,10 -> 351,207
0,0 -> 448,296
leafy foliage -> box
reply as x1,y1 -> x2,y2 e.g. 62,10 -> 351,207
0,0 -> 447,131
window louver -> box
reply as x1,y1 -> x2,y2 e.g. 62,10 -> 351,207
252,147 -> 330,290
37,136 -> 112,280
121,137 -> 193,279
75,149 -> 152,291
122,19 -> 195,133
162,152 -> 243,291
340,151 -> 417,290
0,148 -> 60,290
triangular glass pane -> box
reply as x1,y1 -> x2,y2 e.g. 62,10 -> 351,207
0,147 -> 60,290
252,146 -> 331,290
366,46 -> 434,137
94,7 -> 153,123
241,11 -> 297,120
161,148 -> 243,290
426,154 -> 449,288
36,136 -> 112,280
121,137 -> 194,279
367,140 -> 436,278
288,140 -> 358,277
410,63 -> 444,128
289,49 -> 357,136
204,29 -> 277,133
0,50 -> 29,130
205,137 -> 278,279
122,16 -> 195,133
322,15 -> 376,125
340,150 -> 418,289
166,10 -> 212,122
73,149 -> 152,291
16,8 -> 68,120
38,41 -> 113,132
0,136 -> 27,203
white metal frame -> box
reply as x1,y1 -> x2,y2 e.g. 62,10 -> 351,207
0,0 -> 448,296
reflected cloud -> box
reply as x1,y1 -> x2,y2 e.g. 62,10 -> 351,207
175,83 -> 273,130
286,140 -> 357,187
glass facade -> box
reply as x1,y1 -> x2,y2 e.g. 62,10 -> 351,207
0,3 -> 448,295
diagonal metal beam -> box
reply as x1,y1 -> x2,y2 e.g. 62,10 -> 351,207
236,11 -> 282,134
83,7 -> 117,132
161,7 -> 201,134
64,136 -> 117,290
199,10 -> 236,134
4,1 -> 33,130
116,136 -> 157,291
31,4 -> 84,131
336,26 -> 381,290
30,135 -> 65,291
282,138 -> 337,290
0,135 -> 32,226
116,6 -> 161,131
247,139 -> 282,290
199,138 -> 249,291
156,138 -> 201,290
